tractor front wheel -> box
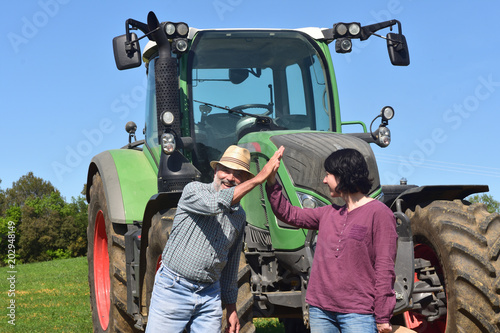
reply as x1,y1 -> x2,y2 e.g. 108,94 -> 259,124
405,200 -> 500,332
144,209 -> 175,316
87,173 -> 136,332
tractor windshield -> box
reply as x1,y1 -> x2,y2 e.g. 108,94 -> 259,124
189,30 -> 333,179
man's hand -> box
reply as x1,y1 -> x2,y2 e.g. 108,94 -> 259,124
265,146 -> 284,185
231,146 -> 284,204
377,322 -> 392,333
225,304 -> 240,333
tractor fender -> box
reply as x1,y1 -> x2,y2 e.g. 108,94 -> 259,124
389,184 -> 487,314
390,184 -> 489,212
86,149 -> 157,224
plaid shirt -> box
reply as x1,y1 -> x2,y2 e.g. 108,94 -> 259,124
162,181 -> 246,304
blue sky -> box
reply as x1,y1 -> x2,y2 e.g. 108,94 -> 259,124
2,0 -> 500,202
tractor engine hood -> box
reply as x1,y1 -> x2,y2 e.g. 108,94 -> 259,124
269,132 -> 381,203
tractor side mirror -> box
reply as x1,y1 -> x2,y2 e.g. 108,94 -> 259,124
387,33 -> 410,66
113,33 -> 142,70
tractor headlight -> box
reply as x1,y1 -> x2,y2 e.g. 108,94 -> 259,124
378,126 -> 391,147
161,133 -> 176,154
297,192 -> 328,209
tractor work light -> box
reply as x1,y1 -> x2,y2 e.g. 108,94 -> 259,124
160,111 -> 175,126
335,38 -> 352,53
172,38 -> 189,53
381,106 -> 395,121
161,133 -> 176,154
164,22 -> 189,38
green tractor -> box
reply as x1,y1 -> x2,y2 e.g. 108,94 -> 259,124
86,11 -> 500,333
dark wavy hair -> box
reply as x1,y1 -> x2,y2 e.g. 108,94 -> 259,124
323,148 -> 373,195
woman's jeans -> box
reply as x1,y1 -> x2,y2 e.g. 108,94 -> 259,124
309,305 -> 377,333
145,264 -> 222,333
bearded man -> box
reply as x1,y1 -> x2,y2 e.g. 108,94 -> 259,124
146,145 -> 284,333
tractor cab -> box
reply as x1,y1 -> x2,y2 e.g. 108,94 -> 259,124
186,29 -> 335,180
139,28 -> 338,182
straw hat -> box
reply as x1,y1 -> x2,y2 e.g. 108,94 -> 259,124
210,145 -> 255,178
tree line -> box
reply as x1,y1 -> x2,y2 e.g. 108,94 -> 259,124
0,172 -> 87,265
0,172 -> 498,266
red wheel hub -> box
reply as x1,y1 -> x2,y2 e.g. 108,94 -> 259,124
404,243 -> 446,333
93,210 -> 110,330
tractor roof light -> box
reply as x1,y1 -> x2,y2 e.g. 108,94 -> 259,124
348,23 -> 361,36
165,23 -> 176,36
161,132 -> 176,154
164,22 -> 189,38
334,23 -> 348,36
333,22 -> 361,38
176,23 -> 189,37
381,106 -> 395,121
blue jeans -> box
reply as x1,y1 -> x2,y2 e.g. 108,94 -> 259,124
145,264 -> 222,333
309,306 -> 377,333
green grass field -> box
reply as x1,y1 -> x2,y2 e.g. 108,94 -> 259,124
0,257 -> 283,332
0,257 -> 92,332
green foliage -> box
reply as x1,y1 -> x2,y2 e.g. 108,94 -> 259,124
468,193 -> 500,214
0,179 -> 5,216
0,206 -> 22,265
18,192 -> 88,263
254,318 -> 284,332
46,248 -> 73,260
0,173 -> 88,265
3,172 -> 57,209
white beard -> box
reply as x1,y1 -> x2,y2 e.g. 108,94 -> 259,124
213,172 -> 237,191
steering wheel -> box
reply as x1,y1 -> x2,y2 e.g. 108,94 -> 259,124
232,103 -> 273,116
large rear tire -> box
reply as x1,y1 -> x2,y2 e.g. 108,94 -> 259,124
87,173 -> 136,332
222,252 -> 256,333
405,200 -> 500,332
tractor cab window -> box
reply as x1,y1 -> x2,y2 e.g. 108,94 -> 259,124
189,30 -> 333,180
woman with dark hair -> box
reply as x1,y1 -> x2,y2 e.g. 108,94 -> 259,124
266,148 -> 398,333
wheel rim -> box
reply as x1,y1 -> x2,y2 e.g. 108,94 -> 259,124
404,243 -> 447,333
156,255 -> 162,272
93,210 -> 110,330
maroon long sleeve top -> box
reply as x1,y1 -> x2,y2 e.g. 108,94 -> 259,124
266,182 -> 398,323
